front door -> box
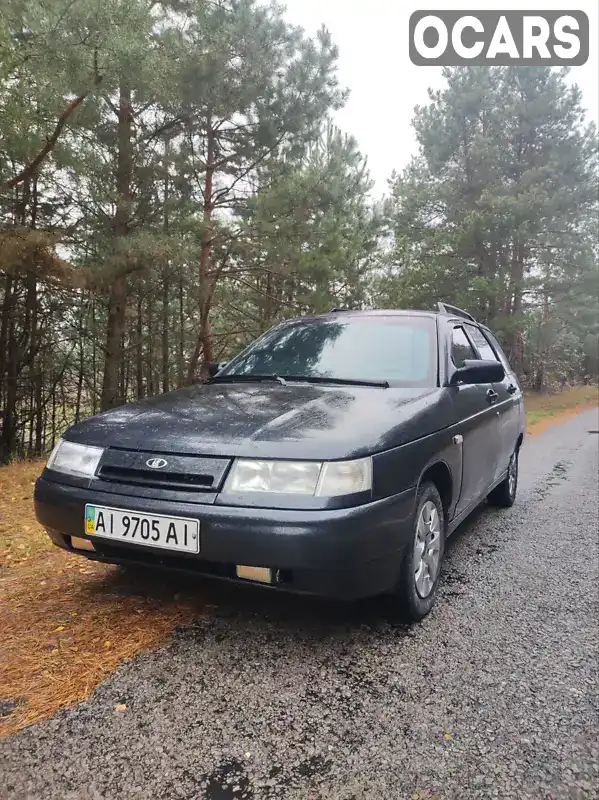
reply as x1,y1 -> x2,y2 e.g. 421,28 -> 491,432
449,326 -> 501,516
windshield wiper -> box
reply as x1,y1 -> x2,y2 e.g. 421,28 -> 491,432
278,375 -> 390,389
208,373 -> 287,386
209,374 -> 389,389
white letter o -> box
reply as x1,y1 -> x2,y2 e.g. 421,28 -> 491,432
414,15 -> 449,59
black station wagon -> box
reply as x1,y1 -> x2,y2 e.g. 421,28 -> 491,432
35,304 -> 525,620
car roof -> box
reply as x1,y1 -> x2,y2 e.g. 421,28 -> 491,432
286,309 -> 437,322
282,308 -> 485,325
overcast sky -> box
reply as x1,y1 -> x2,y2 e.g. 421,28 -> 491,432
282,0 -> 599,196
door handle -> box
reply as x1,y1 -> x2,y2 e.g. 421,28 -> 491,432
486,388 -> 499,404
507,384 -> 518,395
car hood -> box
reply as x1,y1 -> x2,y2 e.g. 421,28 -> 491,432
65,382 -> 454,460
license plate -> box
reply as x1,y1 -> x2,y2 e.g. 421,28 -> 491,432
84,505 -> 200,554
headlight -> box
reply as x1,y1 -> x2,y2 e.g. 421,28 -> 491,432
46,439 -> 104,478
316,458 -> 372,496
222,457 -> 372,496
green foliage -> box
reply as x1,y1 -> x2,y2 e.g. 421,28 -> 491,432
0,0 -> 380,458
376,66 -> 598,382
1,14 -> 597,463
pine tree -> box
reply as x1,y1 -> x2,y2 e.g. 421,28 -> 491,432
381,66 -> 598,381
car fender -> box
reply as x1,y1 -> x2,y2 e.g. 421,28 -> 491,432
371,426 -> 461,515
414,449 -> 461,523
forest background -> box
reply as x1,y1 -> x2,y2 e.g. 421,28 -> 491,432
1,0 -> 597,463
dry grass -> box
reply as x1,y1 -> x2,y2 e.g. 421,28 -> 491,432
0,387 -> 597,735
525,385 -> 599,436
0,460 -> 206,736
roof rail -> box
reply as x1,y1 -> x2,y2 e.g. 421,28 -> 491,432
330,307 -> 349,313
437,302 -> 475,322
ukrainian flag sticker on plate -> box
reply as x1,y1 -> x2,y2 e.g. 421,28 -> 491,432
85,505 -> 96,535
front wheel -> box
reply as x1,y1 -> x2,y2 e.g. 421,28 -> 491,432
488,447 -> 519,508
390,482 -> 445,622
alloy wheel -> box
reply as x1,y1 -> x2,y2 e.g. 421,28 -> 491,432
508,453 -> 518,498
414,500 -> 442,598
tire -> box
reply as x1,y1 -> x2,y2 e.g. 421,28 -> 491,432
488,447 -> 519,508
389,482 -> 445,622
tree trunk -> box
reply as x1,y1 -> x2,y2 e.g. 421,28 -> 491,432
91,297 -> 98,415
0,275 -> 14,398
146,291 -> 155,396
26,270 -> 40,454
30,178 -> 43,455
28,384 -> 34,454
101,81 -> 133,410
1,312 -> 18,463
50,386 -> 57,449
533,360 -> 544,393
34,367 -> 43,454
162,136 -> 170,394
187,121 -> 215,383
120,330 -> 127,401
162,272 -> 170,393
136,292 -> 144,400
74,307 -> 85,424
533,284 -> 550,393
1,365 -> 18,462
507,239 -> 524,377
101,275 -> 127,409
178,268 -> 185,388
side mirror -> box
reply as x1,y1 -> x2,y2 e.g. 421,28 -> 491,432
450,359 -> 505,385
208,362 -> 227,377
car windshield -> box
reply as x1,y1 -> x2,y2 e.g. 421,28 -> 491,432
219,316 -> 437,387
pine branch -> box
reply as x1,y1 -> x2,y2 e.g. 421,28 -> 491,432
4,75 -> 103,191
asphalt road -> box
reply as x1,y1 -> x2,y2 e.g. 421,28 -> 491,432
2,408 -> 598,800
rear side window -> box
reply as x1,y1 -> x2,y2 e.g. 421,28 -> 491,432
466,326 -> 499,362
451,327 -> 477,368
483,330 -> 513,372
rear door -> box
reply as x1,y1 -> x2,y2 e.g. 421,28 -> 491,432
469,326 -> 523,480
449,325 -> 501,515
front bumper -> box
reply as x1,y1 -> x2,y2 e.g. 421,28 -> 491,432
34,476 -> 416,600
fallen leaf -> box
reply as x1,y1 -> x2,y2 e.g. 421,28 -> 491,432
115,703 -> 127,712
104,641 -> 112,648
55,625 -> 65,632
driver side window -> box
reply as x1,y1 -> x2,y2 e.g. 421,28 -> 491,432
451,326 -> 478,368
